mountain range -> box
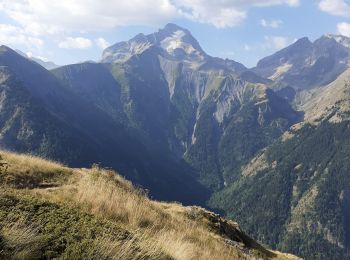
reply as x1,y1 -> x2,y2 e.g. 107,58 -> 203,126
1,23 -> 350,259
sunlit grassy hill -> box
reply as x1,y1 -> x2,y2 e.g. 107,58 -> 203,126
0,151 -> 299,259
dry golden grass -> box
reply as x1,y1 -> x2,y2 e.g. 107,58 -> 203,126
54,167 -> 295,259
74,168 -> 164,228
0,219 -> 43,259
1,150 -> 67,172
0,150 -> 299,260
93,231 -> 167,260
0,150 -> 72,188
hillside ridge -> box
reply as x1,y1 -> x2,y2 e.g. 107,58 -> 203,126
0,150 -> 298,259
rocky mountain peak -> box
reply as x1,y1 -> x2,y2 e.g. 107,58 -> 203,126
155,23 -> 204,55
156,23 -> 188,38
290,37 -> 312,50
101,34 -> 154,63
163,23 -> 185,32
322,33 -> 350,49
254,38 -> 310,74
102,23 -> 206,63
253,34 -> 350,90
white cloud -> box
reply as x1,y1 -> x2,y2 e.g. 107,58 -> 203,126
95,38 -> 110,49
175,0 -> 299,28
319,0 -> 350,17
264,36 -> 289,49
260,19 -> 283,28
26,51 -> 49,62
176,3 -> 246,28
337,22 -> 350,37
0,23 -> 43,48
35,55 -> 49,62
0,0 -> 301,52
244,44 -> 251,51
0,0 -> 300,33
58,37 -> 92,49
0,0 -> 177,35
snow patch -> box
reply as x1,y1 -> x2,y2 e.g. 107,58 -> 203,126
161,30 -> 196,55
325,34 -> 350,49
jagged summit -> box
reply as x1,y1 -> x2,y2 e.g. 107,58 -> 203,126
322,33 -> 350,48
101,33 -> 154,63
291,37 -> 312,48
253,33 -> 350,89
102,23 -> 206,63
155,23 -> 204,53
155,23 -> 189,39
157,24 -> 205,58
163,22 -> 185,31
256,37 -> 312,68
100,23 -> 252,78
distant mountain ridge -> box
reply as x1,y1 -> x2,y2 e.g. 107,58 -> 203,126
103,23 -> 207,63
102,23 -> 250,77
14,49 -> 59,70
253,34 -> 350,92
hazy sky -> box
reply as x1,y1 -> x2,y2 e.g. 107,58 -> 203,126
0,0 -> 350,67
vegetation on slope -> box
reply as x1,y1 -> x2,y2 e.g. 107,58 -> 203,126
0,151 -> 298,259
0,46 -> 209,205
53,42 -> 301,195
210,120 -> 350,259
185,82 -> 301,190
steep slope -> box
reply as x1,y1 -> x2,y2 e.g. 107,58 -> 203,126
253,35 -> 350,92
0,46 -> 127,167
209,66 -> 350,259
208,37 -> 350,260
210,119 -> 350,260
102,23 -> 258,79
54,24 -> 300,191
0,46 -> 101,165
0,68 -> 98,165
0,45 -> 208,205
185,79 -> 301,189
51,62 -> 125,122
0,150 -> 298,260
297,68 -> 350,123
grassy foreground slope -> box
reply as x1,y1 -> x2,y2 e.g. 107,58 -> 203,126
0,151 -> 298,260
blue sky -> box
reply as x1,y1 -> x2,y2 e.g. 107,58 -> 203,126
0,0 -> 350,67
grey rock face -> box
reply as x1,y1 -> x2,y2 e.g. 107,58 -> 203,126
253,35 -> 350,91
